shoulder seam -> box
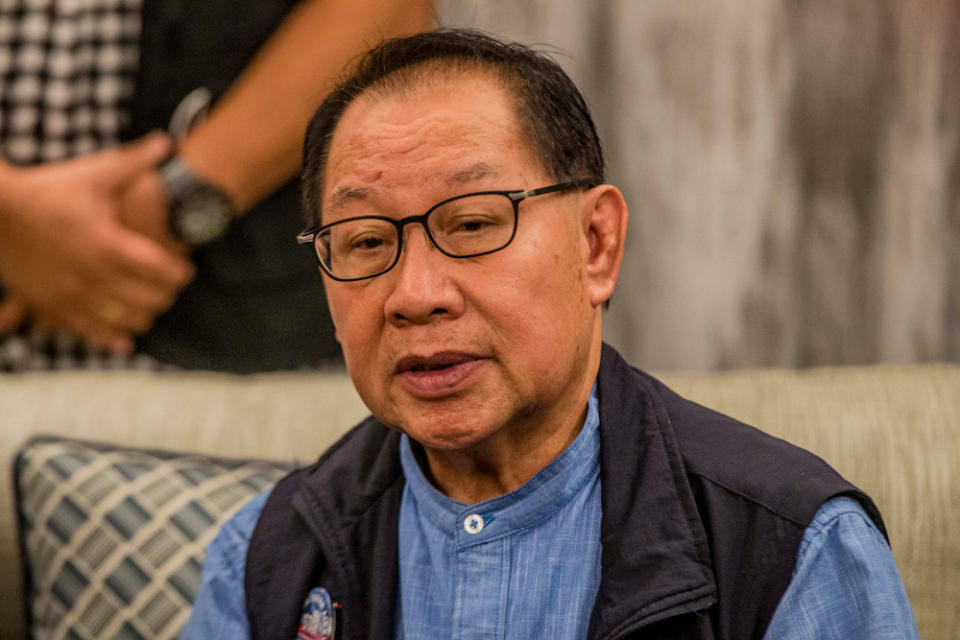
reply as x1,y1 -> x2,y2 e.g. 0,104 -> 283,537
690,471 -> 842,528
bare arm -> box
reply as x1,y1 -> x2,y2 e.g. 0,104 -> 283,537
121,0 -> 434,245
180,0 -> 435,213
0,1 -> 433,351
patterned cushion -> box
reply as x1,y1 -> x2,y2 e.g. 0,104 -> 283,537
13,437 -> 292,640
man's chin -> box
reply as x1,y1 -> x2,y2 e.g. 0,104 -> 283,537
398,420 -> 496,453
369,388 -> 507,450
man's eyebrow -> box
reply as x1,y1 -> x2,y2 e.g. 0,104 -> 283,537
328,186 -> 371,209
447,163 -> 499,184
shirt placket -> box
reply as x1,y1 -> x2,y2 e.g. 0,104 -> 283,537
452,513 -> 510,640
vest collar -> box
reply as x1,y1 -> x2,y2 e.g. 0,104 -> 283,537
587,343 -> 717,639
292,420 -> 404,640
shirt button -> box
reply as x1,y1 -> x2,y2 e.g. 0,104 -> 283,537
463,513 -> 485,534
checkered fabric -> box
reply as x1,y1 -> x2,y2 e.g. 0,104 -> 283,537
0,0 -> 142,164
0,0 -> 145,372
14,437 -> 292,640
0,327 -> 174,372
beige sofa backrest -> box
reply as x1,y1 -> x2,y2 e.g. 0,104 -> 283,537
2,370 -> 367,640
2,364 -> 957,639
663,364 -> 959,639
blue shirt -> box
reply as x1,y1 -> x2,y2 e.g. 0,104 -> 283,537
180,400 -> 919,639
765,496 -> 919,638
394,387 -> 602,640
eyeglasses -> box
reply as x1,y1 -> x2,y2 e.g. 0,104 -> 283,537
297,180 -> 591,281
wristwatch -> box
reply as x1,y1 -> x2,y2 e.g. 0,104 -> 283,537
159,156 -> 234,246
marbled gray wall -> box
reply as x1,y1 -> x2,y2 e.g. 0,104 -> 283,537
436,0 -> 960,371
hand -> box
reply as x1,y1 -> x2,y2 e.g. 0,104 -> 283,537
118,162 -> 189,253
0,133 -> 195,354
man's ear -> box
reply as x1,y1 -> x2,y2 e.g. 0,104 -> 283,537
580,184 -> 628,307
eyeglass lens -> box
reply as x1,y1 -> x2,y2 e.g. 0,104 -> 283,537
316,193 -> 516,280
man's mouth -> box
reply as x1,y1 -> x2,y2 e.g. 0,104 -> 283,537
411,362 -> 451,372
394,352 -> 487,396
395,352 -> 476,374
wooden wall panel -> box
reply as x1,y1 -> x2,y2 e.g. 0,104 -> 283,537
437,1 -> 960,370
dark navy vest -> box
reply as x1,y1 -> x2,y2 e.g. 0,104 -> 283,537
245,344 -> 884,639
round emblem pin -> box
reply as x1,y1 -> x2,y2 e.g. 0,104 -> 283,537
297,587 -> 337,640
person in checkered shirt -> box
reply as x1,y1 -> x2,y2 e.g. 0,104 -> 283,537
0,0 -> 432,372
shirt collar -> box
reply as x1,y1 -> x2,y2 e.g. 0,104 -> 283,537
399,382 -> 600,548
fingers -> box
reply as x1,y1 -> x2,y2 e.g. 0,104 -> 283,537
0,297 -> 27,334
30,292 -> 142,354
88,283 -> 171,335
18,231 -> 193,347
75,242 -> 192,336
42,306 -> 135,355
84,230 -> 194,335
0,131 -> 188,355
9,263 -> 173,340
29,221 -> 193,345
28,303 -> 134,355
87,298 -> 152,336
89,131 -> 172,186
110,272 -> 180,315
103,225 -> 196,290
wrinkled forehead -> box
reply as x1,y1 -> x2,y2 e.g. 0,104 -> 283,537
320,72 -> 544,215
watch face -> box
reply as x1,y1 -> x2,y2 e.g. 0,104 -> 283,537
174,189 -> 232,245
161,157 -> 235,246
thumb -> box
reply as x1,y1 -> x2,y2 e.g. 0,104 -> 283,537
0,296 -> 27,334
92,131 -> 172,185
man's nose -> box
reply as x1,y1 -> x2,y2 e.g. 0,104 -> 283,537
383,225 -> 465,326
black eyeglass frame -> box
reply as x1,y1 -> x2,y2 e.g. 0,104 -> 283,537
297,179 -> 593,282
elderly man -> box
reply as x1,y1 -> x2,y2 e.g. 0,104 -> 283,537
181,30 -> 918,640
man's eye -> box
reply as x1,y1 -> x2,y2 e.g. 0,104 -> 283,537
332,227 -> 390,254
446,215 -> 500,234
349,234 -> 387,251
456,218 -> 490,233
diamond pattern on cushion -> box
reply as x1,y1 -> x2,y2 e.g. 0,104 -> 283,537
14,437 -> 292,640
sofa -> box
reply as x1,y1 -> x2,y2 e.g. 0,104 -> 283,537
2,363 -> 957,639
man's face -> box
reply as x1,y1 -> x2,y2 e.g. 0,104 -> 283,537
320,74 -> 604,452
